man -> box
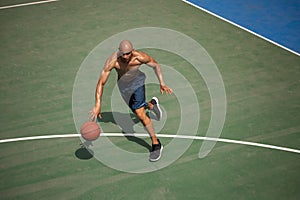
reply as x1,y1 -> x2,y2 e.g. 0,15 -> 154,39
89,40 -> 173,161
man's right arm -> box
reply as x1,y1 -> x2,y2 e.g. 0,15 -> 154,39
94,67 -> 110,108
90,55 -> 116,121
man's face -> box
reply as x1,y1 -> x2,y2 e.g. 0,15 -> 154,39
120,51 -> 132,63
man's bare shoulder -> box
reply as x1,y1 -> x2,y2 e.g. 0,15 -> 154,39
108,51 -> 119,62
104,51 -> 118,70
132,50 -> 147,56
132,50 -> 151,63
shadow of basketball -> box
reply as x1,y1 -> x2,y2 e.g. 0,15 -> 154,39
75,146 -> 94,160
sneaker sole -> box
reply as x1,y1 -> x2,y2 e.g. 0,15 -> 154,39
152,96 -> 162,121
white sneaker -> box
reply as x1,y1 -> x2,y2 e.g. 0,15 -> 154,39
150,97 -> 162,121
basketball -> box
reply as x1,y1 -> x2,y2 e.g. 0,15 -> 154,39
80,121 -> 101,141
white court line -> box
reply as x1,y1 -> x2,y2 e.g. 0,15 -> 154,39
182,0 -> 300,57
0,0 -> 59,10
0,134 -> 79,143
0,133 -> 299,154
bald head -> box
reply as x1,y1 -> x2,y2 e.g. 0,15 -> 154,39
119,40 -> 133,54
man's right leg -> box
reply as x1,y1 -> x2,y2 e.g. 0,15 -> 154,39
135,107 -> 159,144
135,107 -> 163,161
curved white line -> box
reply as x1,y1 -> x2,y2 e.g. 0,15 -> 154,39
0,134 -> 79,143
0,0 -> 59,10
0,133 -> 299,154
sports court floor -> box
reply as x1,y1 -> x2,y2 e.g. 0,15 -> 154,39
0,0 -> 299,199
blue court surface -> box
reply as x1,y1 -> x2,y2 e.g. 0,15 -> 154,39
183,0 -> 300,56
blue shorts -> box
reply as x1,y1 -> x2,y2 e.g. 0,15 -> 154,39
117,71 -> 148,112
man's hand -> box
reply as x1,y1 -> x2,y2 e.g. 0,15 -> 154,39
160,85 -> 173,95
89,105 -> 102,122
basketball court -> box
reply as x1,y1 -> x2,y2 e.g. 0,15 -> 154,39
0,0 -> 299,199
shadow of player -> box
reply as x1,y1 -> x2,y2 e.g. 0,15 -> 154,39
100,112 -> 152,152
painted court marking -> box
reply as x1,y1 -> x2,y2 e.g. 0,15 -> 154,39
182,0 -> 300,57
0,0 -> 59,10
0,133 -> 299,154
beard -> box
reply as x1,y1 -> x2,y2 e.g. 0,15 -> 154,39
121,55 -> 132,63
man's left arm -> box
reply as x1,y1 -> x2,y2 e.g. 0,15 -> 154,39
138,52 -> 173,94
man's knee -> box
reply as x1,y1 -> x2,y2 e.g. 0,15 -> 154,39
135,107 -> 150,126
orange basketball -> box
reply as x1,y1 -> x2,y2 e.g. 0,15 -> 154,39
80,121 -> 101,141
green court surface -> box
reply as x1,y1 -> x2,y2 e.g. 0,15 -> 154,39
0,0 -> 299,199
